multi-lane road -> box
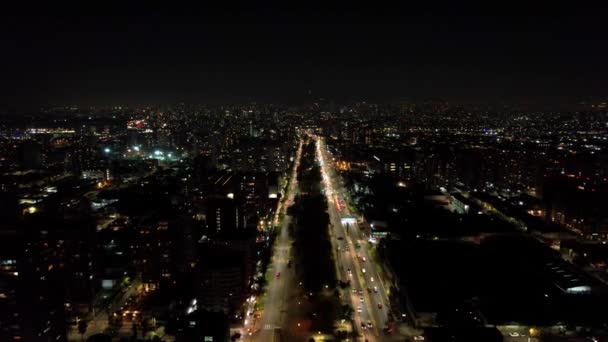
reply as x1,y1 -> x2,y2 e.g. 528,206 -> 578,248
315,136 -> 394,342
250,139 -> 303,342
250,136 -> 398,342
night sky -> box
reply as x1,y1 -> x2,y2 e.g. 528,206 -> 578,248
1,4 -> 607,109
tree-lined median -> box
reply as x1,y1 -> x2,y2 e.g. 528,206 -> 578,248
288,140 -> 336,293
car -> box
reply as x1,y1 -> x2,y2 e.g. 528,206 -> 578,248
337,236 -> 344,240
367,321 -> 373,328
358,289 -> 363,295
362,257 -> 366,262
361,322 -> 366,330
357,306 -> 362,313
276,272 -> 280,278
413,336 -> 425,341
373,286 -> 378,293
370,276 -> 374,282
347,268 -> 352,274
367,287 -> 372,293
359,296 -> 364,303
377,303 -> 383,309
508,332 -> 520,337
362,268 -> 366,273
352,289 -> 357,294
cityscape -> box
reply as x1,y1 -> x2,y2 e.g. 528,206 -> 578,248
1,5 -> 608,342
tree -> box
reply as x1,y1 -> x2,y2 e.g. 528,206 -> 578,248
338,279 -> 350,289
141,318 -> 151,336
86,334 -> 112,342
340,304 -> 354,319
131,323 -> 138,339
78,320 -> 88,341
311,298 -> 338,332
108,315 -> 123,336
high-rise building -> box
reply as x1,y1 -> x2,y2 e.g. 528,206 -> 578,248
0,216 -> 95,341
18,140 -> 43,170
198,197 -> 257,313
0,226 -> 27,341
205,196 -> 246,234
196,245 -> 246,313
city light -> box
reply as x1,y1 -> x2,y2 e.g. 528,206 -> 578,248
3,13 -> 607,341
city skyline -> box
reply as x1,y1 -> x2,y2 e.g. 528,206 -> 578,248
2,6 -> 608,342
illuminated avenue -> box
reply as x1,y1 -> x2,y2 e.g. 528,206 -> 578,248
2,6 -> 608,342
